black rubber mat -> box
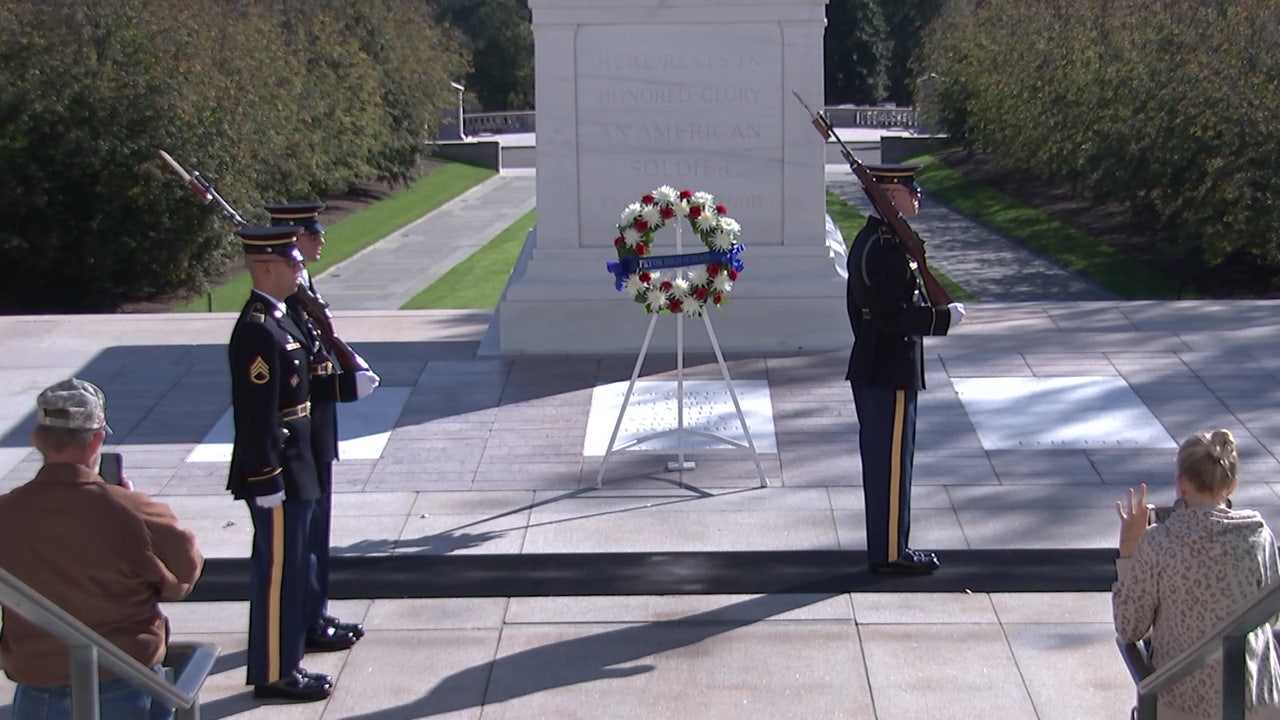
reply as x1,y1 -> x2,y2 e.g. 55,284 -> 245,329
186,549 -> 1118,601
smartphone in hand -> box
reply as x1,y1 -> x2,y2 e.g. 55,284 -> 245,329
99,452 -> 124,486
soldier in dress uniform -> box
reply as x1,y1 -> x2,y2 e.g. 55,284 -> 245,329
265,201 -> 379,652
846,164 -> 966,575
227,225 -> 333,702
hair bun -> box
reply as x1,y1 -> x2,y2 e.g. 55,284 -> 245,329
1208,429 -> 1235,462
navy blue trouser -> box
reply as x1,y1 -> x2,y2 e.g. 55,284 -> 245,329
305,461 -> 333,631
246,497 -> 315,685
851,382 -> 918,565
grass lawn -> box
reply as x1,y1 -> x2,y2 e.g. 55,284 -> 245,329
176,162 -> 495,312
825,190 -> 977,303
913,155 -> 1181,299
401,208 -> 536,309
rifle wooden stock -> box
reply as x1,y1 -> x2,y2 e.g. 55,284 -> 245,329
159,148 -> 368,368
157,150 -> 247,226
292,287 -> 368,375
792,92 -> 953,306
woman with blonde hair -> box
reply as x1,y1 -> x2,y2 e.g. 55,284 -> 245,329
1114,429 -> 1280,719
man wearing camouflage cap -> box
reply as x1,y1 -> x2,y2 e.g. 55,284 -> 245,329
0,378 -> 204,719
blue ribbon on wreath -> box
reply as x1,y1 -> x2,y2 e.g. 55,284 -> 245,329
606,244 -> 746,291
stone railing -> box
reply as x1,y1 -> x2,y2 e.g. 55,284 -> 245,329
822,105 -> 920,129
460,106 -> 918,136
463,111 -> 536,136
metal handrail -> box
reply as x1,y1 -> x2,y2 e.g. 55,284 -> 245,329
0,566 -> 203,719
1133,578 -> 1280,719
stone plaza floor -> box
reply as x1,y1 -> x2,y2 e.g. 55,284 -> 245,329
4,299 -> 1280,718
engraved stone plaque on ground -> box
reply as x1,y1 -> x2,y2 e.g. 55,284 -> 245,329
954,377 -> 1176,450
584,380 -> 778,456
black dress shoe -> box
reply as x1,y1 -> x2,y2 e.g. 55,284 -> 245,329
870,549 -> 941,576
323,614 -> 365,638
305,624 -> 358,652
253,668 -> 333,702
297,667 -> 332,685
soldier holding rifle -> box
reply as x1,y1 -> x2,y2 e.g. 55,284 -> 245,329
265,201 -> 380,653
159,151 -> 379,692
227,226 -> 333,701
847,164 -> 965,575
792,93 -> 965,576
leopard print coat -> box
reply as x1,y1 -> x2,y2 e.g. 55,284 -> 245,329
1113,506 -> 1280,718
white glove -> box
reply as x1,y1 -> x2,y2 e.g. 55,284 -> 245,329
355,370 -> 381,399
947,302 -> 967,327
253,491 -> 285,509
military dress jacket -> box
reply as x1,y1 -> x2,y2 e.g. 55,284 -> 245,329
227,291 -> 320,501
845,216 -> 952,390
286,278 -> 359,470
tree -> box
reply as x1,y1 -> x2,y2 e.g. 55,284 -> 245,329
919,0 -> 1280,293
0,0 -> 473,311
878,0 -> 945,106
824,0 -> 890,105
427,0 -> 533,111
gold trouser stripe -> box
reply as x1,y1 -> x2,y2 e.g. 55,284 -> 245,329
267,505 -> 285,680
887,390 -> 906,562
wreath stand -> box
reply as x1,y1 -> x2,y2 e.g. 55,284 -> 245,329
595,222 -> 768,489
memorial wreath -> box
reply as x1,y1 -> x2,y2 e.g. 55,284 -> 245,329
606,186 -> 745,317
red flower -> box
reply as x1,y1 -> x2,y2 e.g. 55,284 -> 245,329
635,220 -> 648,233
689,206 -> 702,219
708,264 -> 721,277
660,281 -> 672,291
642,194 -> 655,205
713,294 -> 723,305
695,287 -> 709,301
638,271 -> 651,283
614,236 -> 624,248
669,299 -> 683,313
728,269 -> 739,281
679,189 -> 693,200
636,243 -> 648,256
660,206 -> 675,220
716,204 -> 727,215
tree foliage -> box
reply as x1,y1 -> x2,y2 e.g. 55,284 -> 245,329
824,0 -> 890,105
427,0 -> 533,111
877,0 -> 945,106
920,0 -> 1280,291
0,0 -> 467,312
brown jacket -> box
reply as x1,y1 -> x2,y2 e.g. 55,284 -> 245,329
0,463 -> 204,686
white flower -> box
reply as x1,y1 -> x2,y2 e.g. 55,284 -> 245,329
624,273 -> 649,297
695,211 -> 719,233
681,298 -> 704,317
641,204 -> 664,226
622,227 -> 643,248
653,186 -> 679,206
645,289 -> 668,312
692,191 -> 714,206
720,217 -> 741,235
675,201 -> 690,217
713,273 -> 733,293
669,276 -> 691,299
685,266 -> 709,286
621,202 -> 643,225
711,229 -> 735,251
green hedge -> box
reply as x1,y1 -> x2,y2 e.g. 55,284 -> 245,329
919,0 -> 1280,293
0,0 -> 468,311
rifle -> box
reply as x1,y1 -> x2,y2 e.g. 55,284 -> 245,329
158,149 -> 368,374
157,150 -> 247,227
289,285 -> 370,374
791,91 -> 953,306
